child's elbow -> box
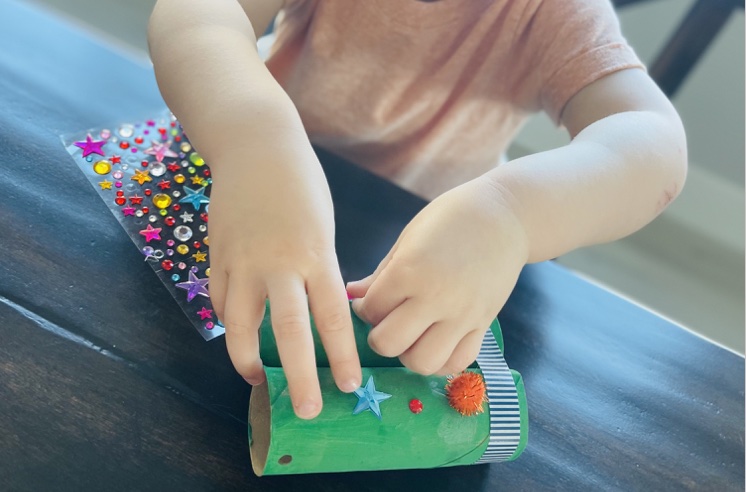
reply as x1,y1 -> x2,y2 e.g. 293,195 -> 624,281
655,109 -> 688,212
666,110 -> 688,202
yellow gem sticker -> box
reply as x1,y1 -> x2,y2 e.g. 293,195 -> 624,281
152,193 -> 172,209
176,244 -> 189,255
93,160 -> 111,175
174,174 -> 185,184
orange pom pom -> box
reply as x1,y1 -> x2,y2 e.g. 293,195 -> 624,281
445,372 -> 488,416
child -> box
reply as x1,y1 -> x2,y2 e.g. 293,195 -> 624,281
148,0 -> 687,419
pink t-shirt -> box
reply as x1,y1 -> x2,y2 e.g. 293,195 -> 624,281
266,0 -> 643,199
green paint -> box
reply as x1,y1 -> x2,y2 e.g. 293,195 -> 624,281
249,301 -> 527,475
254,367 -> 490,475
258,300 -> 504,367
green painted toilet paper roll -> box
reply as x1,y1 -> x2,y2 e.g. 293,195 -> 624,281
258,300 -> 504,368
249,301 -> 527,476
250,367 -> 491,475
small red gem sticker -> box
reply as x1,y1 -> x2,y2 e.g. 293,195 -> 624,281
409,399 -> 423,414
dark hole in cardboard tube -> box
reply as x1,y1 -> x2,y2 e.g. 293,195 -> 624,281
278,455 -> 292,465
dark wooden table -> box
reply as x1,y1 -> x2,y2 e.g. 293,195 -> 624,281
1,1 -> 743,490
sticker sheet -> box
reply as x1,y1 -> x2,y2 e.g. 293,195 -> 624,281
64,113 -> 223,340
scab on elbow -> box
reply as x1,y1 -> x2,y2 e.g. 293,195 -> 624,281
656,165 -> 687,215
655,182 -> 680,215
656,128 -> 688,215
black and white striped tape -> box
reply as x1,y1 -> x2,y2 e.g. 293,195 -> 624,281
475,329 -> 521,463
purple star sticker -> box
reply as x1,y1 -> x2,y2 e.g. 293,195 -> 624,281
74,134 -> 106,157
175,271 -> 209,302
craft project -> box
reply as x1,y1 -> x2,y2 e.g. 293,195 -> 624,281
249,304 -> 528,476
63,114 -> 222,340
64,114 -> 528,475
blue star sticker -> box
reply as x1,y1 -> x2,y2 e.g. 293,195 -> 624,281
178,186 -> 210,211
352,375 -> 392,420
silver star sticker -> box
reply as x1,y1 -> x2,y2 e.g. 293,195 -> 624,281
180,212 -> 194,223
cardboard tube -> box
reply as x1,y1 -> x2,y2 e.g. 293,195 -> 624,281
249,302 -> 526,475
258,301 -> 504,368
250,367 -> 492,475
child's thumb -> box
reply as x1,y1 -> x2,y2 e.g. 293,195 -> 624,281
346,246 -> 397,300
346,274 -> 374,299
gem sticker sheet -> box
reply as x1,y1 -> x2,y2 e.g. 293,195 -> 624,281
64,113 -> 223,340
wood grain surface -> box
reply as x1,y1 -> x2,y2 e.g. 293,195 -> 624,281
0,1 -> 743,490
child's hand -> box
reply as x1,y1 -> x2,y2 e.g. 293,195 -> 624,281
347,178 -> 528,375
208,150 -> 362,419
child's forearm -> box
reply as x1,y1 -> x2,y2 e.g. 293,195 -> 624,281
148,0 -> 305,169
486,109 -> 687,263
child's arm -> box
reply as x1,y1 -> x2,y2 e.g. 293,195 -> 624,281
149,0 -> 362,419
349,68 -> 686,375
486,68 -> 687,263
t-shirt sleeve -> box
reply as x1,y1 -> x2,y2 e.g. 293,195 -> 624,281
517,0 -> 645,124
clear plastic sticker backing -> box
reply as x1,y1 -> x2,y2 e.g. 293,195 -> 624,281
63,113 -> 223,340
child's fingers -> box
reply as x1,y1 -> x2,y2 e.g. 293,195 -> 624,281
351,262 -> 409,326
267,276 -> 322,420
346,247 -> 395,299
207,263 -> 228,321
223,275 -> 267,385
345,273 -> 373,299
435,330 -> 484,376
366,299 -> 433,358
307,265 -> 362,393
398,321 -> 464,376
